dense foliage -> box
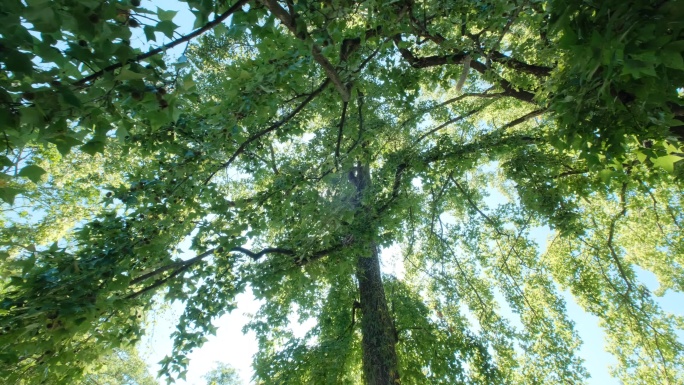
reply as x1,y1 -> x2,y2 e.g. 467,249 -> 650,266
1,0 -> 683,384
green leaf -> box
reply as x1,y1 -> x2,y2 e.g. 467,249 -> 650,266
18,165 -> 47,183
622,59 -> 657,78
652,154 -> 683,172
0,108 -> 20,131
115,126 -> 129,143
144,25 -> 157,42
598,169 -> 617,183
0,187 -> 21,204
192,9 -> 209,29
664,40 -> 684,52
157,7 -> 178,22
178,74 -> 195,91
213,21 -> 228,37
59,88 -> 82,108
117,68 -> 146,81
661,50 -> 684,70
47,134 -> 83,155
0,156 -> 13,168
147,110 -> 172,130
664,142 -> 682,153
4,50 -> 34,74
80,140 -> 106,156
24,7 -> 59,33
636,151 -> 648,163
156,20 -> 178,39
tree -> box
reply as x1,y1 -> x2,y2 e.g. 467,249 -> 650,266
1,1 -> 683,385
203,362 -> 242,385
82,346 -> 159,385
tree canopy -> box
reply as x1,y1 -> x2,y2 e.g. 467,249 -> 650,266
82,346 -> 159,385
203,362 -> 242,385
1,0 -> 683,384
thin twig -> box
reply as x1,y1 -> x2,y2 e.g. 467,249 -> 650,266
415,101 -> 495,143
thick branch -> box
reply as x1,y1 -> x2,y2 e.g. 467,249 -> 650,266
422,133 -> 540,164
396,46 -> 470,69
394,41 -> 537,104
130,248 -> 216,286
204,79 -> 330,184
231,246 -> 295,259
488,51 -> 552,76
345,91 -> 365,155
335,101 -> 349,163
74,0 -> 249,86
469,59 -> 537,103
293,244 -> 345,266
262,0 -> 350,101
126,262 -> 193,299
128,242 -> 343,298
554,169 -> 588,179
403,9 -> 551,78
128,245 -> 293,288
498,109 -> 545,131
376,162 -> 408,215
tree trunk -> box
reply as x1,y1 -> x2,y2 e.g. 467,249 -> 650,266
356,242 -> 400,385
349,164 -> 400,385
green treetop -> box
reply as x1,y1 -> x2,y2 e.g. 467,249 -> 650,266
1,1 -> 683,385
203,362 -> 242,385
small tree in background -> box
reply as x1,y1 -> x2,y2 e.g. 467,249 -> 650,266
203,362 -> 242,385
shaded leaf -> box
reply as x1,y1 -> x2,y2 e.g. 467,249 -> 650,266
18,165 -> 47,183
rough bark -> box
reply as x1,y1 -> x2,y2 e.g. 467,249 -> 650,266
349,164 -> 400,385
356,242 -> 400,385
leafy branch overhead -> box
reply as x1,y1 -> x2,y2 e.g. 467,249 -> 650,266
1,1 -> 683,385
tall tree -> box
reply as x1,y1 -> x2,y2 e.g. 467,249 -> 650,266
203,362 -> 242,385
1,1 -> 683,385
82,346 -> 159,385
